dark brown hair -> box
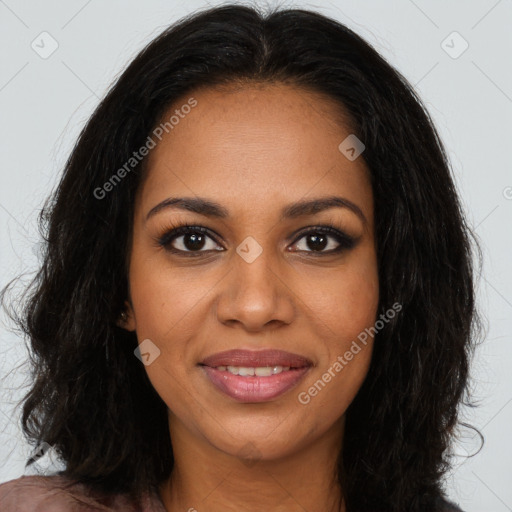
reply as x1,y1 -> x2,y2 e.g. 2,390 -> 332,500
1,4 -> 483,511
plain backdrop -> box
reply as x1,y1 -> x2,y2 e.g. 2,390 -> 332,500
0,1 -> 511,510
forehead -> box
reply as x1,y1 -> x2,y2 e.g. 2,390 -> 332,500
137,83 -> 372,223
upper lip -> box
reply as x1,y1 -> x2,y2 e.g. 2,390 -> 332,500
200,349 -> 313,368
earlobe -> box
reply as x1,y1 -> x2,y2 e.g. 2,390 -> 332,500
117,302 -> 136,331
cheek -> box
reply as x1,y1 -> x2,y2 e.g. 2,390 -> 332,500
128,259 -> 199,410
296,252 -> 378,415
128,253 -> 207,340
337,267 -> 379,338
298,278 -> 378,427
306,252 -> 379,342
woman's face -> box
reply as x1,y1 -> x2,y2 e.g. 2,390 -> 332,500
124,83 -> 379,461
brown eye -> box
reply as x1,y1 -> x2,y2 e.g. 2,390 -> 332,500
158,226 -> 223,254
291,226 -> 357,254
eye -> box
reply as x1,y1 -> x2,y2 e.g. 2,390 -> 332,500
290,225 -> 357,254
157,225 -> 223,255
156,223 -> 357,257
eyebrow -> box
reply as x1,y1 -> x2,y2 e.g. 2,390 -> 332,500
146,195 -> 367,225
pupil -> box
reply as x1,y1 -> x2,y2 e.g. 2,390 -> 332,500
185,233 -> 205,251
308,233 -> 327,251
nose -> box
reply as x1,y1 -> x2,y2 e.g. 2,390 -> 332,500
214,244 -> 296,332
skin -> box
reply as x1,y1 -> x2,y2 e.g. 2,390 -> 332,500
121,83 -> 379,512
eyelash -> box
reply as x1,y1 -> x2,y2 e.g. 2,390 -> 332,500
155,220 -> 357,258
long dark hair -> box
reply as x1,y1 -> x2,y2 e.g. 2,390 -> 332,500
1,4 -> 483,511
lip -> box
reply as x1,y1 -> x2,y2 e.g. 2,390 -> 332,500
200,349 -> 313,369
199,349 -> 313,403
201,365 -> 311,403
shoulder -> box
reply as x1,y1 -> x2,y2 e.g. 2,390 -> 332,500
0,474 -> 83,511
436,496 -> 465,512
0,474 -> 165,511
0,474 -> 110,511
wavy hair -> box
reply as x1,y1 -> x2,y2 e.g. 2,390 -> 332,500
1,4 -> 483,511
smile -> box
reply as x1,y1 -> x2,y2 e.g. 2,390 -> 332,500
199,349 -> 313,402
201,365 -> 311,402
214,365 -> 291,376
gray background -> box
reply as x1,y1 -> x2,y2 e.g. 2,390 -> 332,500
0,1 -> 511,510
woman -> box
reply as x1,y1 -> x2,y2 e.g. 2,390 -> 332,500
0,4 -> 481,511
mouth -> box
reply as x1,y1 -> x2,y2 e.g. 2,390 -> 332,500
199,349 -> 313,403
200,349 -> 313,369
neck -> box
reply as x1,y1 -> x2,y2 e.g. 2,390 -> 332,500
158,412 -> 346,512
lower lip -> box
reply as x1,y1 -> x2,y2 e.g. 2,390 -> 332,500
201,366 -> 311,403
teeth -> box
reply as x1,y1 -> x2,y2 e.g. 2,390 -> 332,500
238,366 -> 255,376
220,365 -> 291,376
255,366 -> 272,377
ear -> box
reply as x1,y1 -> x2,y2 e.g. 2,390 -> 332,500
116,300 -> 136,332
